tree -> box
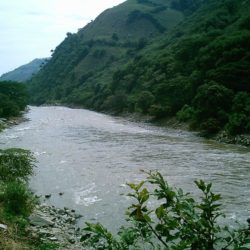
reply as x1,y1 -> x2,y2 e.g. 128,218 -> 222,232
193,82 -> 233,133
226,91 -> 250,134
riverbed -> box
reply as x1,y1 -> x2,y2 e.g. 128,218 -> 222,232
0,106 -> 249,230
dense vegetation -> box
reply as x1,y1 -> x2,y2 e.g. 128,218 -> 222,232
28,0 -> 250,136
0,81 -> 29,118
0,149 -> 36,249
82,171 -> 250,249
28,0 -> 184,104
0,58 -> 48,83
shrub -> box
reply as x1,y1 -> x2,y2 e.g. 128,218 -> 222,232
226,92 -> 250,135
102,92 -> 128,113
0,148 -> 35,183
81,171 -> 250,249
2,181 -> 35,216
200,118 -> 221,136
176,104 -> 195,122
193,82 -> 233,121
226,113 -> 250,135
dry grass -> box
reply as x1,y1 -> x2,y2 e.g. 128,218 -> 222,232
0,226 -> 24,250
0,209 -> 33,250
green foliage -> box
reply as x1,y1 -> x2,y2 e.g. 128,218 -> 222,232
1,181 -> 34,216
81,171 -> 250,249
102,92 -> 128,113
226,92 -> 250,135
0,148 -> 35,183
28,0 -> 183,106
136,91 -> 155,113
36,243 -> 59,250
0,81 -> 29,118
193,82 -> 233,133
226,113 -> 250,135
0,93 -> 19,117
0,149 -> 35,217
28,0 -> 250,136
170,0 -> 205,14
127,10 -> 166,33
176,104 -> 195,122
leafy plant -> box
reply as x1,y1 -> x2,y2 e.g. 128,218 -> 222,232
2,181 -> 35,216
0,148 -> 35,183
36,242 -> 60,250
81,171 -> 250,249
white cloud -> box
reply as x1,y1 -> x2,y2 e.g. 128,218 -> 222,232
0,0 -> 125,75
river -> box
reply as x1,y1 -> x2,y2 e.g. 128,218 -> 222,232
0,106 -> 249,230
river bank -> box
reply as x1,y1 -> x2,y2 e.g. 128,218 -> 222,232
28,203 -> 84,249
0,114 -> 29,132
0,202 -> 85,250
118,112 -> 250,147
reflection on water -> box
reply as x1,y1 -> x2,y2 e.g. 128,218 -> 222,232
0,106 -> 249,230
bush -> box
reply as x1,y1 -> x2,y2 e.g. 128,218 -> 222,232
193,82 -> 233,121
0,148 -> 35,183
0,94 -> 19,118
176,104 -> 195,122
226,113 -> 250,135
226,92 -> 250,135
81,171 -> 250,249
200,118 -> 221,136
2,181 -> 34,216
102,92 -> 128,113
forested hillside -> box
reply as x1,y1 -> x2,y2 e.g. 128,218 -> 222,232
0,58 -> 48,82
0,81 -> 29,118
28,0 -> 250,136
28,0 -> 185,104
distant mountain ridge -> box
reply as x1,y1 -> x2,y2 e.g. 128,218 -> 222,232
0,58 -> 48,82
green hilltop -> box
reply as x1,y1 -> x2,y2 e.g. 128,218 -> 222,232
28,0 -> 250,136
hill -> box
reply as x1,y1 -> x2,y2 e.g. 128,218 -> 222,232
0,58 -> 48,82
28,0 -> 185,104
28,0 -> 250,136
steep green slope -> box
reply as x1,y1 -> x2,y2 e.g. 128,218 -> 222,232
0,59 -> 48,82
28,0 -> 184,104
29,0 -> 250,136
104,0 -> 250,135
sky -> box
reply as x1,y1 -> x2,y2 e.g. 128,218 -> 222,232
0,0 -> 125,76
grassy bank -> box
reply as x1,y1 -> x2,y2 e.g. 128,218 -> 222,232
0,148 -> 83,250
0,148 -> 37,249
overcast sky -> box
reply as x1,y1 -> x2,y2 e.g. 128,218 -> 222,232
0,0 -> 125,76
